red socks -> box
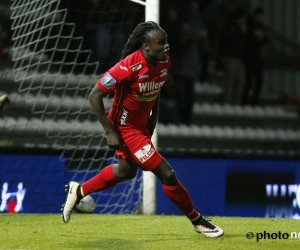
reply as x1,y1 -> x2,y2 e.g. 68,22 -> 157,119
162,181 -> 200,220
81,165 -> 199,221
82,164 -> 119,195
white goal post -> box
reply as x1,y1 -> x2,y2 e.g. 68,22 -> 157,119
129,0 -> 160,215
144,0 -> 160,215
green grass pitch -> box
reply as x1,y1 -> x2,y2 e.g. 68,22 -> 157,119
1,214 -> 300,250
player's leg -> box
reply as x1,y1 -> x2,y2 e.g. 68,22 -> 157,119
62,158 -> 138,223
81,158 -> 138,195
120,130 -> 223,237
152,159 -> 224,238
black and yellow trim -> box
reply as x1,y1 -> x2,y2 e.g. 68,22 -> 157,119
135,94 -> 157,102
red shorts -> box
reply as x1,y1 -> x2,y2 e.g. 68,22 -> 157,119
115,127 -> 163,171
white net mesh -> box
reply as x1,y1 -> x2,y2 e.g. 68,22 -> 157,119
2,0 -> 145,214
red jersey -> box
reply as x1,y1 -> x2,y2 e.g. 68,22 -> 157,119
97,49 -> 171,129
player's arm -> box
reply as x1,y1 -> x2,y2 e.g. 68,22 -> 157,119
88,84 -> 120,149
148,94 -> 160,136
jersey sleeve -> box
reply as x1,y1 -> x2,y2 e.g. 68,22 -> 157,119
97,61 -> 131,94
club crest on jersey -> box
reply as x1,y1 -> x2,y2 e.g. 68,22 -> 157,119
134,143 -> 155,163
100,73 -> 116,89
130,63 -> 142,72
160,69 -> 167,77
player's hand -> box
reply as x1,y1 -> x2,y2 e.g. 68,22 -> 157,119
106,131 -> 121,150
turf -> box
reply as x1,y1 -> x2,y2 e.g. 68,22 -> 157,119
1,214 -> 300,250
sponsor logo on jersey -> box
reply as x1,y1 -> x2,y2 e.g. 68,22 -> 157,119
160,69 -> 167,77
138,81 -> 165,92
119,107 -> 128,126
139,74 -> 149,79
134,143 -> 155,163
100,73 -> 116,89
135,81 -> 165,101
131,63 -> 142,72
119,65 -> 128,71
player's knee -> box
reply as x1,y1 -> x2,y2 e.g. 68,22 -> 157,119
152,160 -> 178,185
115,168 -> 137,180
114,160 -> 138,180
161,170 -> 177,185
123,170 -> 137,180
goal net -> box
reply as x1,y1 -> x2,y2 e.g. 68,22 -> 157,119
1,0 -> 148,214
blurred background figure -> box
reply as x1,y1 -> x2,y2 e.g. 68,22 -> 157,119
92,0 -> 126,74
159,7 -> 181,124
218,6 -> 248,105
242,7 -> 271,106
59,0 -> 126,74
185,0 -> 212,83
0,0 -> 12,69
171,22 -> 200,125
161,7 -> 181,58
158,76 -> 179,125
